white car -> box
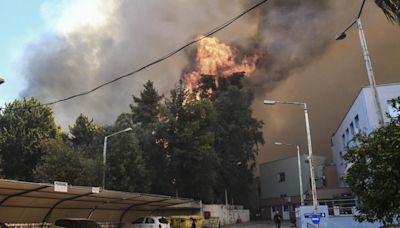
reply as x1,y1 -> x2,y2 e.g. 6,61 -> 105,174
123,216 -> 170,228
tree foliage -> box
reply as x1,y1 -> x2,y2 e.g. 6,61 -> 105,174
344,97 -> 400,225
34,138 -> 99,186
375,0 -> 400,25
130,81 -> 163,125
105,113 -> 151,192
159,87 -> 217,201
197,73 -> 264,205
130,80 -> 165,194
0,75 -> 264,204
0,98 -> 60,180
69,113 -> 99,147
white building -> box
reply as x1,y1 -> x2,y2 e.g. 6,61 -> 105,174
331,83 -> 400,187
259,154 -> 327,221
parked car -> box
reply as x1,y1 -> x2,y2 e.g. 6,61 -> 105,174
123,216 -> 170,228
51,218 -> 101,228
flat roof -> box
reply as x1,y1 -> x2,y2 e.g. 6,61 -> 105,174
0,179 -> 193,224
331,82 -> 400,137
259,154 -> 326,167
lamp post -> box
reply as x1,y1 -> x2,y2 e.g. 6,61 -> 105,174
0,77 -> 4,85
274,142 -> 304,206
336,0 -> 384,126
102,127 -> 133,190
264,100 -> 318,214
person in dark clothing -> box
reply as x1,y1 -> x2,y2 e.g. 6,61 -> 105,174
273,211 -> 282,228
190,218 -> 196,228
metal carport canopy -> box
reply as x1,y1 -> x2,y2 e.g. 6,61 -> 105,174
0,179 -> 193,224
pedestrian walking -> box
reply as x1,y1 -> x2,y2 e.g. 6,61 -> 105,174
190,218 -> 196,228
273,211 -> 282,228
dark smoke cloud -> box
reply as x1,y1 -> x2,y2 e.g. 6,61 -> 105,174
252,1 -> 400,172
244,1 -> 345,94
19,0 -> 399,170
20,0 -> 248,127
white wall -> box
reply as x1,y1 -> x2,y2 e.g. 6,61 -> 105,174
331,83 -> 400,187
259,155 -> 326,200
202,204 -> 249,226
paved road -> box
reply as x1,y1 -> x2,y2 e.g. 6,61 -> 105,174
223,221 -> 295,228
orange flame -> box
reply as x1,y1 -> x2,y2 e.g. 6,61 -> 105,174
184,36 -> 262,90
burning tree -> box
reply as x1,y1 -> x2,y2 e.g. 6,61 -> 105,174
127,36 -> 265,203
183,36 -> 261,91
175,36 -> 264,204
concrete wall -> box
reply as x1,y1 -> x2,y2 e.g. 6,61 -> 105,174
202,204 -> 249,226
259,154 -> 326,200
324,164 -> 339,188
331,83 -> 400,187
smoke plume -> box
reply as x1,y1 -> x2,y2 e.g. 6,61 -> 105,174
19,0 -> 400,166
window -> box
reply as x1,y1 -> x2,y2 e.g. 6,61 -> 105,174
350,122 -> 355,135
145,218 -> 155,224
203,211 -> 211,219
283,205 -> 289,211
277,172 -> 285,182
355,115 -> 360,130
54,219 -> 101,228
159,218 -> 169,224
345,128 -> 349,142
342,134 -> 346,147
132,218 -> 144,224
387,100 -> 400,118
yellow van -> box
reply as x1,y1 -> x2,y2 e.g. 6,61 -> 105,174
167,215 -> 204,228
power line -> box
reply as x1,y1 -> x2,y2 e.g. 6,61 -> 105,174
0,0 -> 269,111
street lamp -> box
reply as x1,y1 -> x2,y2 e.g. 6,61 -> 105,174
274,141 -> 304,206
335,0 -> 385,125
0,77 -> 4,85
102,127 -> 133,190
263,99 -> 318,214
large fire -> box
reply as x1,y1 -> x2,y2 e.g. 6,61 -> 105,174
184,36 -> 262,90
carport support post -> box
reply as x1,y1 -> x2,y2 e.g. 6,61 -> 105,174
225,188 -> 228,207
200,200 -> 203,217
103,136 -> 108,190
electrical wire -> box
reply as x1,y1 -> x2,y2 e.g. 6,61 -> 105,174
0,0 -> 269,111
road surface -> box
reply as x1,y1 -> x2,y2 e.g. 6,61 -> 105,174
223,221 -> 295,228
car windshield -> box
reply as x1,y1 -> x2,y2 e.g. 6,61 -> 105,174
54,219 -> 100,228
132,217 -> 145,224
158,218 -> 168,224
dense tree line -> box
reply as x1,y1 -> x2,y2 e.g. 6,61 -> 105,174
0,73 -> 264,205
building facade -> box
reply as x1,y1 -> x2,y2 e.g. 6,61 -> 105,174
331,83 -> 400,187
259,154 -> 326,221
